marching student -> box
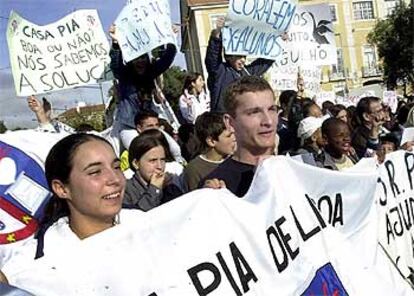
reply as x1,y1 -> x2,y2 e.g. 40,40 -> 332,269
124,130 -> 182,210
179,72 -> 210,124
201,76 -> 278,197
183,112 -> 235,192
109,24 -> 177,150
205,16 -> 276,112
318,118 -> 359,170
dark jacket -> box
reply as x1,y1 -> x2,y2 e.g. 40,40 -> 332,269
110,44 -> 177,129
123,173 -> 182,211
351,125 -> 380,158
205,35 -> 274,112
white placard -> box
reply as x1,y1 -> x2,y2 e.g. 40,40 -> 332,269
7,10 -> 110,96
115,0 -> 176,63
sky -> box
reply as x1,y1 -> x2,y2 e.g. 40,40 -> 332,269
0,0 -> 186,129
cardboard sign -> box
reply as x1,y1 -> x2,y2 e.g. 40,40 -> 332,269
7,10 -> 110,96
222,0 -> 297,59
115,0 -> 176,63
274,4 -> 337,67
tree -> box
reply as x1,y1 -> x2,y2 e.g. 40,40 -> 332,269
0,120 -> 7,134
162,65 -> 187,110
368,3 -> 414,90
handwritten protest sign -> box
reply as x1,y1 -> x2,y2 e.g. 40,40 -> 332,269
7,10 -> 110,97
377,151 -> 414,282
269,65 -> 321,96
222,0 -> 297,59
115,0 -> 176,63
274,4 -> 337,67
383,90 -> 398,113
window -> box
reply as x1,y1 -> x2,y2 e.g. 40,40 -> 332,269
353,1 -> 374,20
385,1 -> 397,16
330,48 -> 345,79
330,5 -> 337,22
362,45 -> 379,76
333,48 -> 344,74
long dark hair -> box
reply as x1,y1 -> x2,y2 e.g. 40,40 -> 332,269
182,72 -> 202,94
35,133 -> 111,258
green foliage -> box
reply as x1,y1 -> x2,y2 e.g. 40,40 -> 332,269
368,3 -> 414,89
0,120 -> 7,134
59,111 -> 106,132
163,65 -> 187,110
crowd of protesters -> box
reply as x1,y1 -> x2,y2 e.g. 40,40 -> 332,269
0,12 -> 413,293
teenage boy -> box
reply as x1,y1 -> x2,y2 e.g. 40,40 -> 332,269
183,112 -> 236,192
318,118 -> 358,170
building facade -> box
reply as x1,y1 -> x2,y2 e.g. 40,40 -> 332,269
180,0 -> 407,94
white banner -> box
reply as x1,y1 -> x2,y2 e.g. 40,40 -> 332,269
7,10 -> 110,96
377,151 -> 414,281
274,4 -> 337,67
2,156 -> 412,295
222,0 -> 297,59
114,0 -> 176,63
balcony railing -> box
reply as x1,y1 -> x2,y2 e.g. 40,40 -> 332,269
361,66 -> 382,78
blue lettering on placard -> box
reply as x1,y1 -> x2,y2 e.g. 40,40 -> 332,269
301,263 -> 348,295
231,0 -> 296,32
226,26 -> 283,58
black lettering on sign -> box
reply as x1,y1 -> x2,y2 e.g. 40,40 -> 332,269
57,18 -> 80,37
22,25 -> 54,40
20,40 -> 42,54
229,242 -> 258,293
19,73 -> 36,93
391,206 -> 404,236
405,153 -> 414,190
188,262 -> 221,296
377,177 -> 388,206
385,160 -> 400,198
267,216 -> 299,273
187,242 -> 257,296
290,205 -> 321,241
317,194 -> 343,227
386,213 -> 395,244
40,74 -> 53,92
305,194 -> 327,229
216,251 -> 242,296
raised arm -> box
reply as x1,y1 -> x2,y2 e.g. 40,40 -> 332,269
205,17 -> 225,74
108,24 -> 127,79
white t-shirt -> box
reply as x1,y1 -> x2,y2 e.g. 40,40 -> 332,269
2,209 -> 158,296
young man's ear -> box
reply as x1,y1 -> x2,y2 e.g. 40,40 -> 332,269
223,114 -> 235,133
206,136 -> 216,148
136,125 -> 142,133
51,180 -> 70,200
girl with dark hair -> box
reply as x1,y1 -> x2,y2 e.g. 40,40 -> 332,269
179,72 -> 210,124
0,133 -> 141,293
329,104 -> 348,123
124,130 -> 181,210
39,133 -> 125,254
